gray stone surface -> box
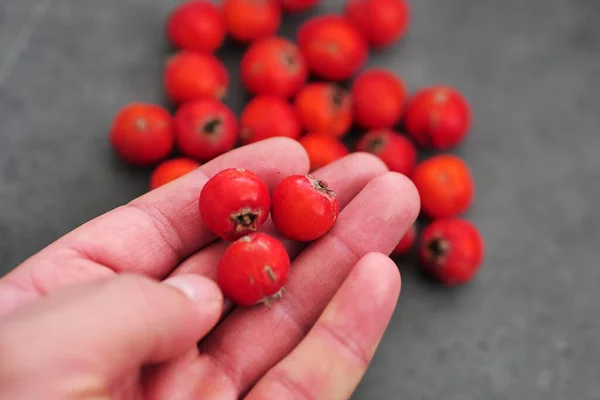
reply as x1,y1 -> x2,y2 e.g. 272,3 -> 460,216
0,0 -> 599,398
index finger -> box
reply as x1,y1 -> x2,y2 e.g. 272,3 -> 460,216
6,138 -> 309,281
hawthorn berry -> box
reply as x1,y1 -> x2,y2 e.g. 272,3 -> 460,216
149,158 -> 201,190
240,36 -> 308,99
240,96 -> 302,145
164,51 -> 229,104
297,15 -> 368,81
411,154 -> 475,219
280,0 -> 319,13
352,69 -> 407,129
419,218 -> 484,285
356,130 -> 417,177
295,83 -> 353,137
199,168 -> 271,241
174,98 -> 238,161
271,174 -> 339,242
217,232 -> 290,307
166,1 -> 226,53
404,85 -> 472,150
298,133 -> 349,171
222,0 -> 281,43
344,0 -> 410,49
391,223 -> 416,257
109,103 -> 174,166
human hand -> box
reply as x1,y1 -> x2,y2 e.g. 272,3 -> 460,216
0,138 -> 419,400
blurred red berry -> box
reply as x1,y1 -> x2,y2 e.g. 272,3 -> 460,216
297,15 -> 368,81
240,96 -> 302,144
164,51 -> 229,104
149,158 -> 201,190
356,130 -> 417,177
411,154 -> 475,219
295,83 -> 353,137
345,0 -> 410,49
405,86 -> 472,150
298,133 -> 349,171
166,1 -> 226,53
240,36 -> 308,98
110,103 -> 174,166
174,98 -> 238,161
352,68 -> 407,129
223,0 -> 281,43
419,218 -> 484,285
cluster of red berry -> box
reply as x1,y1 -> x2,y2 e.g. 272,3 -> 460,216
201,168 -> 338,306
108,0 -> 484,289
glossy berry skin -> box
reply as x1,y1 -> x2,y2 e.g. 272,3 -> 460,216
166,1 -> 226,53
240,36 -> 308,99
344,0 -> 410,49
280,0 -> 318,13
298,133 -> 349,171
411,155 -> 474,219
419,218 -> 484,285
110,103 -> 174,166
297,15 -> 368,81
200,168 -> 271,241
295,83 -> 353,137
352,69 -> 407,129
240,96 -> 302,144
164,51 -> 229,104
391,224 -> 416,256
149,158 -> 201,190
217,232 -> 290,306
174,99 -> 238,161
223,0 -> 281,43
404,86 -> 472,150
271,174 -> 339,242
356,130 -> 417,177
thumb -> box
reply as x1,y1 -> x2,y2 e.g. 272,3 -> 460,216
0,273 -> 223,382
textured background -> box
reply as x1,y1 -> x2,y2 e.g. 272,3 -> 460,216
1,0 -> 599,399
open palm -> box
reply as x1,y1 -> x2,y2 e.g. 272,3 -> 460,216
0,138 -> 419,399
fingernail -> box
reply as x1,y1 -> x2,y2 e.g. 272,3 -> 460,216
163,275 -> 222,304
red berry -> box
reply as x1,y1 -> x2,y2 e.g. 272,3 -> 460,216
200,168 -> 271,241
356,130 -> 417,177
391,224 -> 416,256
352,69 -> 407,129
240,36 -> 308,99
297,15 -> 368,81
109,103 -> 174,166
166,1 -> 226,53
164,51 -> 229,104
404,86 -> 472,150
271,174 -> 339,241
419,218 -> 484,285
149,158 -> 201,190
174,99 -> 238,161
217,232 -> 290,306
280,0 -> 318,13
240,96 -> 302,145
344,0 -> 410,49
223,0 -> 281,43
298,133 -> 349,171
411,155 -> 475,219
295,83 -> 353,137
